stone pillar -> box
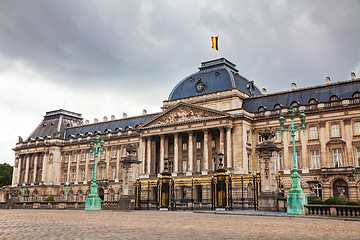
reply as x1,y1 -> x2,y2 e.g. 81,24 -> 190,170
41,154 -> 47,184
160,135 -> 165,172
24,156 -> 30,184
256,134 -> 281,212
219,127 -> 225,152
188,132 -> 193,173
119,145 -> 141,210
146,137 -> 151,174
174,133 -> 179,173
139,137 -> 146,175
115,147 -> 121,181
75,152 -> 80,183
84,150 -> 89,184
33,155 -> 38,183
17,157 -> 22,184
226,126 -> 232,169
67,153 -> 71,182
203,129 -> 209,174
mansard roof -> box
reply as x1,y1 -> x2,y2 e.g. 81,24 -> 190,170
242,79 -> 360,112
168,58 -> 261,101
64,113 -> 159,139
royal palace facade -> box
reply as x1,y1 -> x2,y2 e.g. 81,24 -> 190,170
2,58 -> 360,209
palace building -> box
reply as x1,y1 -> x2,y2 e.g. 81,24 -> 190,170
2,58 -> 360,209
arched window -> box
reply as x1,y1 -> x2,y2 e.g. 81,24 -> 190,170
273,104 -> 282,110
291,101 -> 300,107
109,189 -> 115,201
353,92 -> 360,98
332,179 -> 348,201
308,98 -> 318,104
78,191 -> 83,202
257,106 -> 266,112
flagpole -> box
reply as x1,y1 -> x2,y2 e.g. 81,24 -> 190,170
217,35 -> 220,59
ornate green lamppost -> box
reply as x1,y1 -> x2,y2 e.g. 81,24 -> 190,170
279,106 -> 307,215
85,135 -> 104,210
64,182 -> 71,201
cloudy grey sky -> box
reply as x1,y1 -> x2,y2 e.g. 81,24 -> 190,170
0,0 -> 359,164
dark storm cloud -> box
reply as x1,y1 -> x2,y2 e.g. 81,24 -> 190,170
0,0 -> 359,94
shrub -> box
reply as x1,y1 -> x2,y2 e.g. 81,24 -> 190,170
324,197 -> 345,205
344,201 -> 360,206
308,200 -> 324,205
45,196 -> 55,202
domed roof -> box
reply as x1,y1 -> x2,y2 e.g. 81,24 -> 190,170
168,58 -> 261,101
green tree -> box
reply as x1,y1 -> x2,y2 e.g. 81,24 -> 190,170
0,163 -> 13,187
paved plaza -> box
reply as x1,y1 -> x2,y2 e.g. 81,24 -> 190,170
1,210 -> 360,239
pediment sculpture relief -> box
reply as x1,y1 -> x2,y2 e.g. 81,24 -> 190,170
155,107 -> 218,125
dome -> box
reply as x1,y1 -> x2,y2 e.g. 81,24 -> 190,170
168,58 -> 261,101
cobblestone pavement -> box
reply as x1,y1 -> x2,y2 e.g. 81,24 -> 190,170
1,210 -> 360,240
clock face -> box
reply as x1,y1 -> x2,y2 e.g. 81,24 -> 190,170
195,78 -> 206,93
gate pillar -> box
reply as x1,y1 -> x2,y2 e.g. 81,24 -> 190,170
158,156 -> 174,211
256,128 -> 280,211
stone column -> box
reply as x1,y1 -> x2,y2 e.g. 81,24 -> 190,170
115,147 -> 120,181
219,127 -> 225,152
146,137 -> 151,174
203,129 -> 209,174
139,137 -> 146,175
226,126 -> 233,169
76,152 -> 80,183
160,135 -> 165,172
174,133 -> 179,173
41,154 -> 47,184
256,134 -> 281,212
84,150 -> 89,184
24,155 -> 30,184
188,132 -> 193,173
17,156 -> 22,184
33,155 -> 38,183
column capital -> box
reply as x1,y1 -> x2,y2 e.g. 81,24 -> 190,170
187,131 -> 193,136
203,129 -> 209,134
226,124 -> 233,130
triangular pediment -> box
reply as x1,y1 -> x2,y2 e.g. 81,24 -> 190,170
140,102 -> 231,129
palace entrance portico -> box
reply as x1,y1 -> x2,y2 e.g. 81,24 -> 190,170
138,102 -> 235,178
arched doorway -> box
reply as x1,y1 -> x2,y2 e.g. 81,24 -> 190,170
98,187 -> 105,201
333,179 -> 348,201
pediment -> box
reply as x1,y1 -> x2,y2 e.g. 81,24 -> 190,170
140,102 -> 231,129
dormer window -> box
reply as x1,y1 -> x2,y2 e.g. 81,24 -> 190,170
330,95 -> 339,101
258,106 -> 266,112
309,98 -> 318,104
291,101 -> 300,107
353,92 -> 360,98
274,104 -> 282,110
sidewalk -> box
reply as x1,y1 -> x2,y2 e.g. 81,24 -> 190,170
194,210 -> 360,221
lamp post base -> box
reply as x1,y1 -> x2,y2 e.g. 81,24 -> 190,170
287,171 -> 307,215
85,183 -> 101,211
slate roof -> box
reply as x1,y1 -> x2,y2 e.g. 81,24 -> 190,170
242,79 -> 360,112
168,58 -> 261,101
64,113 -> 159,139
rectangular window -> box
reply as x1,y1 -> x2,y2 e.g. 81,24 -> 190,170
355,121 -> 360,134
65,154 -> 69,163
277,152 -> 283,171
211,139 -> 216,148
168,161 -> 173,173
100,167 -> 105,180
82,152 -> 86,161
275,130 -> 282,142
112,149 -> 117,158
81,168 -> 85,182
296,151 -> 301,169
310,126 -> 318,139
196,159 -> 201,172
72,169 -> 76,182
90,152 -> 94,160
64,170 -> 67,182
212,158 -> 216,171
122,148 -> 127,157
182,142 -> 188,151
246,131 -> 250,143
101,150 -> 105,159
258,133 -> 264,143
331,124 -> 340,137
333,148 -> 342,167
182,160 -> 187,173
357,147 -> 360,167
294,131 -> 299,141
90,168 -> 94,180
311,150 -> 320,169
112,166 -> 116,179
247,154 -> 251,171
196,140 -> 201,149
168,142 -> 174,152
73,153 -> 77,162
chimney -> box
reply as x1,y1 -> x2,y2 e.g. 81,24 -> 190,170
261,88 -> 267,95
142,109 -> 147,115
351,72 -> 356,80
291,82 -> 297,90
94,118 -> 98,123
123,112 -> 127,118
85,120 -> 90,124
103,116 -> 108,122
111,115 -> 115,120
326,77 -> 331,84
